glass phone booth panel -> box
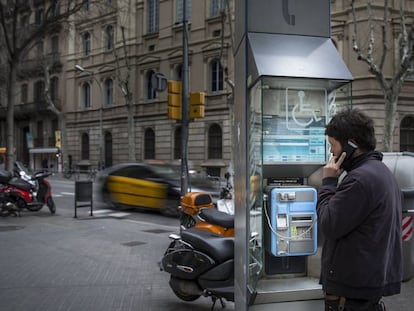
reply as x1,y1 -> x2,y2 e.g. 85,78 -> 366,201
247,76 -> 351,301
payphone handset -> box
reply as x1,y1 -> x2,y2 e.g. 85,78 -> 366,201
265,187 -> 317,257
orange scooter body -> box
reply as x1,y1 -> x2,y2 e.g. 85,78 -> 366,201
180,192 -> 234,237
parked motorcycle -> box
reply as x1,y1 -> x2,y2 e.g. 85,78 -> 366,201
180,192 -> 234,237
0,162 -> 56,214
160,227 -> 235,308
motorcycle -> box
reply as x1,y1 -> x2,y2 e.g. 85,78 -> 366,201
160,227 -> 235,308
180,191 -> 234,237
0,162 -> 56,214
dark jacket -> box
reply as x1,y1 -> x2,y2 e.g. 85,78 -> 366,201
317,151 -> 402,300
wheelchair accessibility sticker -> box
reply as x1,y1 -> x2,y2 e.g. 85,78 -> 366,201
286,88 -> 327,130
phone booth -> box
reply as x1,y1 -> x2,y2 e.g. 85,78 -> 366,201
233,1 -> 353,310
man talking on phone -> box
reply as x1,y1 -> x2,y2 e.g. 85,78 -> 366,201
317,109 -> 402,311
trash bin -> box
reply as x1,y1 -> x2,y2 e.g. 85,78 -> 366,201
383,152 -> 414,281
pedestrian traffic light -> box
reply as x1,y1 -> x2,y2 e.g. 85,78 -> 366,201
189,92 -> 205,119
167,80 -> 182,120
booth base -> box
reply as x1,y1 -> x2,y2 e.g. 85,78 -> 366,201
253,276 -> 323,305
250,298 -> 323,310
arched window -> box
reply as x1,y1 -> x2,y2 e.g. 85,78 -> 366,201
146,70 -> 157,100
83,32 -> 91,56
82,82 -> 91,108
81,133 -> 90,160
210,59 -> 223,92
174,127 -> 181,159
104,78 -> 113,106
208,123 -> 222,159
400,116 -> 414,151
144,128 -> 155,159
104,25 -> 114,51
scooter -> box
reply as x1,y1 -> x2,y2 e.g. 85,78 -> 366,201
180,192 -> 234,237
0,162 -> 56,214
160,227 -> 235,308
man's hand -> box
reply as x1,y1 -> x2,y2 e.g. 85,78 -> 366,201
323,152 -> 346,178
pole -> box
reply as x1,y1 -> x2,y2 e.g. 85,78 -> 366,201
181,0 -> 189,196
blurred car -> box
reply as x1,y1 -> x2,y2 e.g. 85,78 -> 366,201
95,162 -> 223,217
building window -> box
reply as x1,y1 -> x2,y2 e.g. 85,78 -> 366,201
210,59 -> 223,92
104,131 -> 112,168
210,0 -> 224,17
82,82 -> 91,108
176,0 -> 192,23
50,77 -> 59,102
208,123 -> 222,159
173,64 -> 183,81
35,9 -> 44,25
147,0 -> 159,33
104,78 -> 113,106
104,25 -> 114,51
146,70 -> 157,100
34,80 -> 45,102
144,128 -> 155,159
21,84 -> 28,103
51,36 -> 59,54
84,0 -> 91,11
81,133 -> 90,160
83,32 -> 91,56
37,41 -> 44,57
400,116 -> 414,151
174,127 -> 181,159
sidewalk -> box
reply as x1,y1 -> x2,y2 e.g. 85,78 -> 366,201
0,201 -> 234,311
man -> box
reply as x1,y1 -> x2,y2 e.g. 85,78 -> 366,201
317,109 -> 402,311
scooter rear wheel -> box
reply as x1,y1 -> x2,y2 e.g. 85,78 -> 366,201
47,197 -> 56,214
169,276 -> 201,301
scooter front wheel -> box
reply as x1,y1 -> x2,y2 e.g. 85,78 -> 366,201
47,197 -> 56,214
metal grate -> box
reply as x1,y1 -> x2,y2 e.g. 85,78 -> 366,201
121,241 -> 146,247
142,229 -> 171,234
0,225 -> 25,232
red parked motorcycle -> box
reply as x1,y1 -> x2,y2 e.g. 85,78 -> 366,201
0,162 -> 56,214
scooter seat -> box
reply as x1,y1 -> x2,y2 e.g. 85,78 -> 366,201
8,177 -> 32,191
198,208 -> 234,228
181,228 -> 234,263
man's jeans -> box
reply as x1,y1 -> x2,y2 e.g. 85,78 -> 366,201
325,295 -> 386,311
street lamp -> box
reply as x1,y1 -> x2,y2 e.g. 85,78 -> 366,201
74,64 -> 104,169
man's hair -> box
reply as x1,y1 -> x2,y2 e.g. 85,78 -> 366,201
325,108 -> 376,151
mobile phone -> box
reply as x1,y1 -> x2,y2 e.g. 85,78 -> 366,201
335,140 -> 358,164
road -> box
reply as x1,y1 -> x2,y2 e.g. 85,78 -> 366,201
1,176 -> 412,310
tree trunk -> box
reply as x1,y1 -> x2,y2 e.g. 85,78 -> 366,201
383,91 -> 398,152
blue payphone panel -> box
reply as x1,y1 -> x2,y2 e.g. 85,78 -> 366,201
267,187 -> 317,257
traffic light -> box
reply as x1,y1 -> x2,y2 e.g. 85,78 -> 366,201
189,92 -> 205,119
167,80 -> 182,120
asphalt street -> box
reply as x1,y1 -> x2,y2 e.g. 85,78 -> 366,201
0,175 -> 413,310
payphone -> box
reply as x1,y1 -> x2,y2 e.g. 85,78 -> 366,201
266,186 -> 317,258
